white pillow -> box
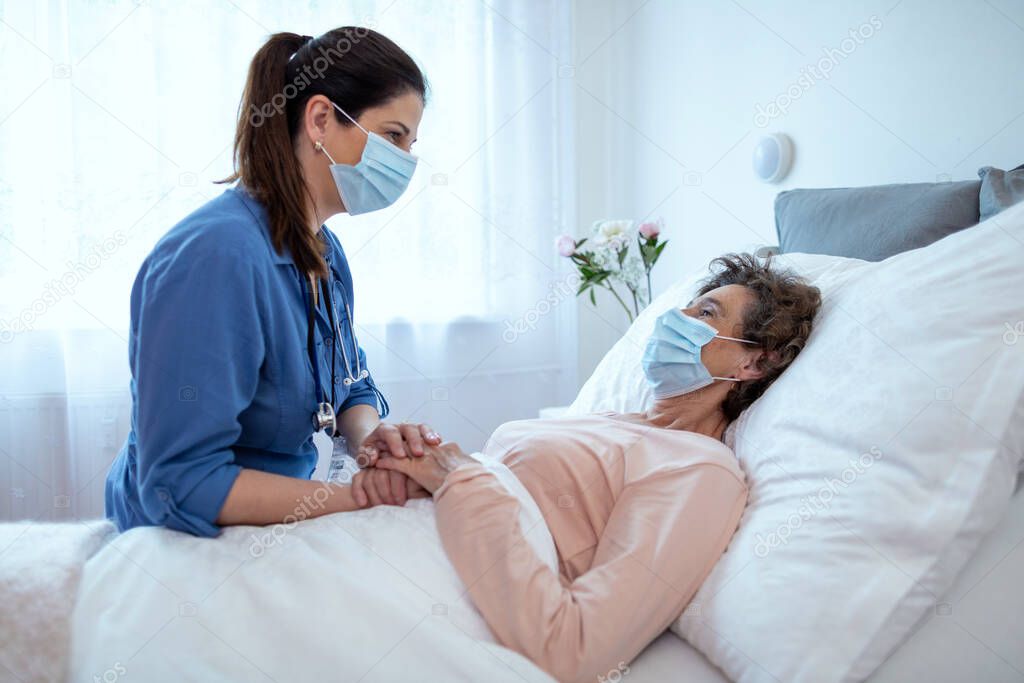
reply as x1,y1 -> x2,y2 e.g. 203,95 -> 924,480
567,201 -> 1024,683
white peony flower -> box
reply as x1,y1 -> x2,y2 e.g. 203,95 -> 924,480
592,219 -> 634,247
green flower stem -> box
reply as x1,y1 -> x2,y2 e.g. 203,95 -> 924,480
602,282 -> 634,322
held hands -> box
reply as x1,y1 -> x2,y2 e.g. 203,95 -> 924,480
349,421 -> 441,508
374,441 -> 474,495
350,467 -> 429,508
355,421 -> 442,467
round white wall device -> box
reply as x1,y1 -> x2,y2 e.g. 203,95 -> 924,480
752,133 -> 793,183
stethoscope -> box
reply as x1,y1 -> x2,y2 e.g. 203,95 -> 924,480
300,272 -> 368,436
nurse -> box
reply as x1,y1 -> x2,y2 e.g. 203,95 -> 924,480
105,27 -> 435,537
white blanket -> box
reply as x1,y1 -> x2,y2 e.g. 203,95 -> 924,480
69,455 -> 558,682
0,520 -> 116,683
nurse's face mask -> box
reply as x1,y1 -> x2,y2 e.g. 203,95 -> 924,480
314,101 -> 417,216
642,308 -> 759,399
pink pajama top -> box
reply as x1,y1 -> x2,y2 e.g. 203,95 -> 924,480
433,412 -> 749,683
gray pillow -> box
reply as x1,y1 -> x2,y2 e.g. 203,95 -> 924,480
775,180 -> 980,261
978,164 -> 1024,221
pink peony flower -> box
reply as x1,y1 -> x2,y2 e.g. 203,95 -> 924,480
638,219 -> 662,239
555,234 -> 576,257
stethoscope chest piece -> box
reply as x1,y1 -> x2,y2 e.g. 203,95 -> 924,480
315,400 -> 337,436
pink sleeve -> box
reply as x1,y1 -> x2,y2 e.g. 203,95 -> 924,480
433,462 -> 748,683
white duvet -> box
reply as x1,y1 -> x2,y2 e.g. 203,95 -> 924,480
68,455 -> 558,683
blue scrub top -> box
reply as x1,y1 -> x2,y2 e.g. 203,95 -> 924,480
105,184 -> 388,537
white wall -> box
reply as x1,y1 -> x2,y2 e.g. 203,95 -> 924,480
572,0 -> 1024,383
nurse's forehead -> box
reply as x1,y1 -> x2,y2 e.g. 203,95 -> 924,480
365,92 -> 423,132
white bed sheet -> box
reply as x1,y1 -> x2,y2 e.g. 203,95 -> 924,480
42,465 -> 1024,683
68,454 -> 561,683
11,477 -> 1020,683
629,479 -> 1024,683
629,632 -> 729,683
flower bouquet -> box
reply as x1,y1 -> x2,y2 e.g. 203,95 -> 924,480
556,218 -> 668,322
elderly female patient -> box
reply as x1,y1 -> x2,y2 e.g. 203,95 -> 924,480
374,253 -> 822,682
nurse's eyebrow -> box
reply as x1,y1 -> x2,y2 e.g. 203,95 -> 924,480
384,121 -> 410,135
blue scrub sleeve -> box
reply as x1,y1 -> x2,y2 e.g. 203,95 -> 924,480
339,344 -> 389,418
133,245 -> 265,537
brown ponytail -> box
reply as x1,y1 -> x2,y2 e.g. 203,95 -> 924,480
218,29 -> 427,280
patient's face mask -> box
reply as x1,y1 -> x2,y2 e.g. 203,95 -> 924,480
642,308 -> 758,399
316,101 -> 418,216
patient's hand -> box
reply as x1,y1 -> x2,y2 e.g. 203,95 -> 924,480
374,442 -> 474,494
351,468 -> 430,508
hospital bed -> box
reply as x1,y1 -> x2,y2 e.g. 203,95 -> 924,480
2,170 -> 1023,683
5,445 -> 1020,682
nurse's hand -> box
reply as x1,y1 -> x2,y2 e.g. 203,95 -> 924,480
355,421 -> 442,465
374,441 -> 474,495
351,468 -> 430,508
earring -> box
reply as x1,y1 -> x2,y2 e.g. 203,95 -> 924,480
314,139 -> 337,165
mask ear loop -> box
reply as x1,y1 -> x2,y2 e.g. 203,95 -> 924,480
715,334 -> 759,345
315,101 -> 371,164
710,335 -> 761,382
314,140 -> 337,165
331,101 -> 370,136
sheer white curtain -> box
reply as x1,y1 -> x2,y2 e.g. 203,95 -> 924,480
0,0 -> 577,521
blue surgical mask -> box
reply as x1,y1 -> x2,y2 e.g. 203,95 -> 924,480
317,101 -> 417,215
642,308 -> 758,399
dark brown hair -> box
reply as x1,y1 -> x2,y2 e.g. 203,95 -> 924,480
218,28 -> 427,278
697,252 -> 822,420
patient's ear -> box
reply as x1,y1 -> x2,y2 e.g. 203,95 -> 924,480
737,349 -> 777,381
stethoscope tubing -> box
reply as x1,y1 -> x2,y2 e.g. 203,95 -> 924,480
300,272 -> 367,434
